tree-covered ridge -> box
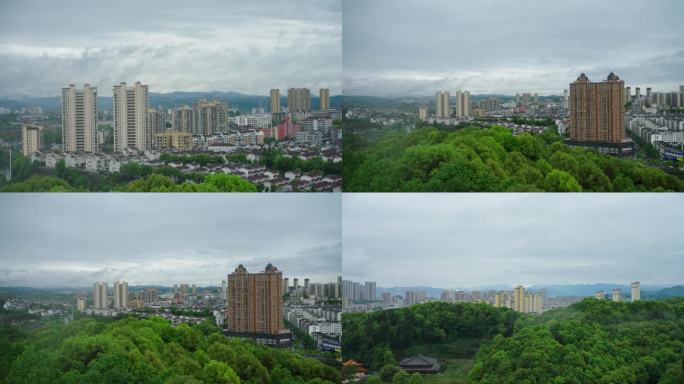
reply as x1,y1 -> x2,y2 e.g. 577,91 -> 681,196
0,157 -> 257,192
343,125 -> 684,192
1,317 -> 340,384
342,302 -> 519,371
469,298 -> 684,384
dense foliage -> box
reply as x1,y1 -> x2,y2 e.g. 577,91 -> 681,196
261,149 -> 341,176
0,316 -> 340,384
342,302 -> 519,371
0,156 -> 257,192
469,298 -> 684,383
343,125 -> 684,191
343,299 -> 684,384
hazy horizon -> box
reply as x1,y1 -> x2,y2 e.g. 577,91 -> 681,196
0,194 -> 342,287
342,194 -> 684,287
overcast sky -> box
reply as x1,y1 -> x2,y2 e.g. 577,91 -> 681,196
0,194 -> 340,288
343,0 -> 684,96
342,194 -> 684,288
0,0 -> 341,97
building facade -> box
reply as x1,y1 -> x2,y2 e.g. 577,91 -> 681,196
155,131 -> 192,150
93,282 -> 108,309
631,281 -> 641,302
270,89 -> 281,113
62,84 -> 98,153
455,90 -> 471,117
569,73 -> 625,144
193,99 -> 228,135
113,82 -> 149,152
227,263 -> 284,335
287,88 -> 311,112
435,91 -> 450,118
319,88 -> 330,110
21,124 -> 42,156
113,281 -> 128,308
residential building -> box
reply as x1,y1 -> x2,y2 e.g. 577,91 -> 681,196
113,82 -> 149,151
21,124 -> 42,156
514,286 -> 525,312
93,282 -> 108,309
62,84 -> 98,152
455,90 -> 471,117
594,291 -> 605,300
270,89 -> 281,113
113,281 -> 128,308
612,289 -> 622,302
155,130 -> 192,150
172,106 -> 194,133
404,290 -> 426,306
287,88 -> 311,112
76,296 -> 86,311
319,88 -> 330,110
435,91 -> 450,118
418,105 -> 429,120
569,72 -> 625,144
226,263 -> 284,335
147,108 -> 166,139
631,281 -> 641,302
193,99 -> 228,135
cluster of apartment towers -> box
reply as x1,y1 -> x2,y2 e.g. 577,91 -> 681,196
18,83 -> 332,157
416,73 -> 636,156
594,281 -> 642,302
81,263 -> 340,343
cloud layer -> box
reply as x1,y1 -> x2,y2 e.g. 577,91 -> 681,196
342,194 -> 684,288
0,0 -> 341,97
0,194 -> 341,287
343,0 -> 684,95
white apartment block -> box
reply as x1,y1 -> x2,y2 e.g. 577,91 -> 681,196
113,82 -> 149,152
21,124 -> 42,156
62,84 -> 98,152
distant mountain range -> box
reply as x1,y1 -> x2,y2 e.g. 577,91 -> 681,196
0,92 -> 341,113
341,94 -> 562,106
377,284 -> 683,299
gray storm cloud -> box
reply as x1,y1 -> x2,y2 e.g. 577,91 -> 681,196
0,0 -> 341,97
342,194 -> 684,287
0,194 -> 341,287
343,0 -> 684,96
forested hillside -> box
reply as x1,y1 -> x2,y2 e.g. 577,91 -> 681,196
342,299 -> 684,384
343,125 -> 684,192
0,317 -> 340,384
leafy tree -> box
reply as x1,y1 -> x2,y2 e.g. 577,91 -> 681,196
379,364 -> 399,382
407,373 -> 423,384
200,360 -> 241,384
392,370 -> 409,384
543,170 -> 582,192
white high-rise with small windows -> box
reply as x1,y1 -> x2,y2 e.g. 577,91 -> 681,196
62,84 -> 98,153
113,82 -> 149,152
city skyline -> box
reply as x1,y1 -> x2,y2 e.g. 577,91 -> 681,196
0,0 -> 341,97
0,194 -> 341,287
342,194 -> 684,287
343,0 -> 684,96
